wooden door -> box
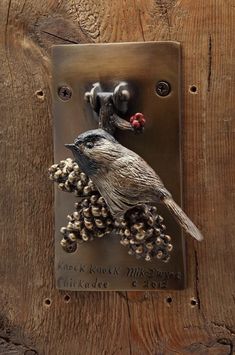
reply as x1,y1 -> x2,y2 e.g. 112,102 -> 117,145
0,1 -> 234,354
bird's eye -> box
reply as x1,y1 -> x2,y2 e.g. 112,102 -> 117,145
85,141 -> 94,149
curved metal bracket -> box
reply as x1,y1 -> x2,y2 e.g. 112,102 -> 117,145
84,81 -> 130,115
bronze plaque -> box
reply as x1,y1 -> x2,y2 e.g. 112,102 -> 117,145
52,41 -> 186,291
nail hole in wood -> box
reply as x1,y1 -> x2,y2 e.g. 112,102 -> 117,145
64,294 -> 71,303
165,296 -> 172,305
190,297 -> 198,307
44,298 -> 51,307
35,90 -> 45,100
189,85 -> 198,94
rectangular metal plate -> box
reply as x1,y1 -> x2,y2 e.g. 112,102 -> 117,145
52,41 -> 186,291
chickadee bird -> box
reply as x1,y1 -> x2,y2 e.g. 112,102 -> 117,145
65,129 -> 203,241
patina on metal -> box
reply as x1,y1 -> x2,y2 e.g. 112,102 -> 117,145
52,41 -> 186,291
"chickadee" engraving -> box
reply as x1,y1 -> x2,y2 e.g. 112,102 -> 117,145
66,129 -> 203,242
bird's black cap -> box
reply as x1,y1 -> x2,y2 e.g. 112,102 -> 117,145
74,129 -> 116,145
65,129 -> 117,150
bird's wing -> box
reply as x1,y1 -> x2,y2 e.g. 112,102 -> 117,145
101,155 -> 171,217
112,154 -> 169,195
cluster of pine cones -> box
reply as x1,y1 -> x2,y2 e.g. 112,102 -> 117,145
49,159 -> 173,262
116,205 -> 173,262
60,195 -> 114,253
48,158 -> 97,197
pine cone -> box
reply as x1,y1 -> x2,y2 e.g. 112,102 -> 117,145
60,193 -> 114,251
60,238 -> 78,253
48,158 -> 97,197
115,205 -> 173,262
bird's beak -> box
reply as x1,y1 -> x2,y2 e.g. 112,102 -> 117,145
65,143 -> 77,152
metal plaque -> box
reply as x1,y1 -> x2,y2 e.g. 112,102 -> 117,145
52,41 -> 186,291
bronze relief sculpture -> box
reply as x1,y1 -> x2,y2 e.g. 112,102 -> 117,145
49,81 -> 203,263
66,129 -> 203,242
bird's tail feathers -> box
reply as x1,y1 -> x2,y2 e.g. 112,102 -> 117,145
163,197 -> 203,241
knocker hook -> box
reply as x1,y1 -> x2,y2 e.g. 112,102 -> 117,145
84,82 -> 146,134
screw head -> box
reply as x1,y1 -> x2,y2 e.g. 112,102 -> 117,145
58,86 -> 72,101
156,81 -> 171,97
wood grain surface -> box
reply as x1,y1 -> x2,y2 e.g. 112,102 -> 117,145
0,0 -> 234,354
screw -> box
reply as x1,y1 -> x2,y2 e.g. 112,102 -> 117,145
156,81 -> 171,97
58,86 -> 72,101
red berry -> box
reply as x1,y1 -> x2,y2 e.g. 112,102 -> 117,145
130,116 -> 135,124
129,113 -> 146,129
132,120 -> 140,128
135,112 -> 144,120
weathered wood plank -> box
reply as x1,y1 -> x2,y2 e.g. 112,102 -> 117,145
0,0 -> 234,354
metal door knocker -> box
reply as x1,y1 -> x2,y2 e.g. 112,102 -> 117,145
49,80 -> 203,260
50,42 -> 203,291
